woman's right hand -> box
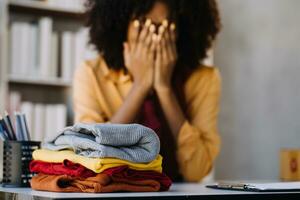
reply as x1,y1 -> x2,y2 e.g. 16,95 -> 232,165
123,19 -> 156,91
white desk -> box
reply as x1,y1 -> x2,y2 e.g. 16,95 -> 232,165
1,183 -> 300,200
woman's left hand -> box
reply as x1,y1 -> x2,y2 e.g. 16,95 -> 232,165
154,22 -> 177,91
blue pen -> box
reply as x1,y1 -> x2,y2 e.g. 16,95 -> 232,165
0,123 -> 8,140
15,113 -> 24,141
21,114 -> 31,141
0,116 -> 11,140
4,111 -> 17,140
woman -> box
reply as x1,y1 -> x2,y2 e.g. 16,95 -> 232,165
73,0 -> 221,182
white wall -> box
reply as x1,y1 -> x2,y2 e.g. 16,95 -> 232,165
215,0 -> 300,180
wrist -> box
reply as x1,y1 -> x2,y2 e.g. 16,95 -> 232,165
155,85 -> 173,97
132,81 -> 152,95
155,83 -> 172,93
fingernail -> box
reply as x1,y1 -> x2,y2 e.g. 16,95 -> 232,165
170,23 -> 176,31
158,25 -> 165,34
162,19 -> 169,27
149,24 -> 156,33
133,20 -> 140,28
145,19 -> 152,27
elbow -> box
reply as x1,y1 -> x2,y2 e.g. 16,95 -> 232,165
178,142 -> 220,182
181,160 -> 213,182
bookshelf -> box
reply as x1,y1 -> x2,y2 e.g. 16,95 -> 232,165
9,75 -> 72,87
0,0 -> 8,112
0,0 -> 95,141
9,0 -> 86,19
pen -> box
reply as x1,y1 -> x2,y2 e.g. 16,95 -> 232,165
0,123 -> 8,140
20,113 -> 30,141
15,112 -> 24,141
0,115 -> 13,140
3,111 -> 17,140
217,182 -> 248,190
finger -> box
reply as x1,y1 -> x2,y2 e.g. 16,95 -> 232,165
155,39 -> 162,69
130,20 -> 140,51
164,24 -> 171,43
123,42 -> 129,55
164,27 -> 174,61
148,33 -> 157,61
169,23 -> 177,58
170,23 -> 176,42
161,37 -> 168,65
150,34 -> 158,52
136,19 -> 151,53
123,42 -> 130,68
145,24 -> 155,50
158,25 -> 165,38
162,19 -> 169,28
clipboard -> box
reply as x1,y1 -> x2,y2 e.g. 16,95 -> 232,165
206,182 -> 300,192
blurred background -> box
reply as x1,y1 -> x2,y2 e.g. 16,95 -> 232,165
0,0 -> 300,181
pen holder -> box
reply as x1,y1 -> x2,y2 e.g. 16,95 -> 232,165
0,140 -> 40,187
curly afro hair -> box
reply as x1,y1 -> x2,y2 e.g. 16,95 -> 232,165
86,0 -> 221,74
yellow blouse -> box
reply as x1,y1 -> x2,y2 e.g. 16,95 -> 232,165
73,56 -> 221,182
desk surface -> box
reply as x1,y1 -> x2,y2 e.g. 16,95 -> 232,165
1,183 -> 300,200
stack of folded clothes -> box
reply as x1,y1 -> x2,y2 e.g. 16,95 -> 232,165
30,123 -> 172,193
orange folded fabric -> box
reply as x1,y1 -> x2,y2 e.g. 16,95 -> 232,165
31,173 -> 161,193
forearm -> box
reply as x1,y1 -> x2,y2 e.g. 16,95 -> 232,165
110,83 -> 149,124
156,87 -> 185,138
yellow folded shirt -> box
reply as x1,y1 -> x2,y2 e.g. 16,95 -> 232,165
32,149 -> 162,173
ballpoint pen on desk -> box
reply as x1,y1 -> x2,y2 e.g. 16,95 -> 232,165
0,115 -> 13,140
0,123 -> 9,140
0,111 -> 31,141
15,112 -> 25,141
3,111 -> 17,140
21,113 -> 31,141
15,112 -> 31,141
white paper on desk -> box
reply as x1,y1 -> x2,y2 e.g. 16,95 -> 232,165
247,182 -> 300,190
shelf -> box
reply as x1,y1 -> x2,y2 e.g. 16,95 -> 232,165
8,75 -> 72,87
8,0 -> 86,19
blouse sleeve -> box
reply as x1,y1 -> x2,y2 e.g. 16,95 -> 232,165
73,63 -> 107,123
177,68 -> 221,182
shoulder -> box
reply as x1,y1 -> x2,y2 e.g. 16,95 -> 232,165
185,65 -> 221,90
74,55 -> 108,80
182,65 -> 221,102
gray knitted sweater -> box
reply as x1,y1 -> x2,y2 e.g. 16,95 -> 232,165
42,123 -> 160,163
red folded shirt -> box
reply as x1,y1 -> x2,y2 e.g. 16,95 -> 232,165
103,166 -> 172,191
30,160 -> 172,191
30,160 -> 96,178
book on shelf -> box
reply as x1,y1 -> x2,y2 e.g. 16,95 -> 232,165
8,91 -> 21,116
29,24 -> 38,76
10,22 -> 31,76
32,103 -> 45,141
9,18 -> 97,83
61,31 -> 74,81
11,0 -> 86,12
20,101 -> 34,137
47,0 -> 85,11
50,31 -> 59,78
38,17 -> 52,78
8,92 -> 67,142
